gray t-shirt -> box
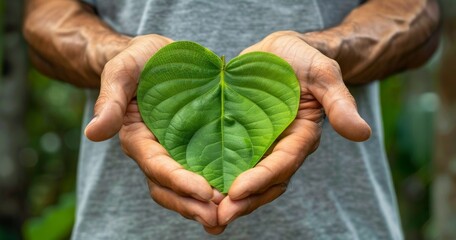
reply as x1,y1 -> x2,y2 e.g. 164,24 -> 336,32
74,1 -> 403,239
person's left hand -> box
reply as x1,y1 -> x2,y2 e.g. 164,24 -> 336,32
215,30 -> 372,229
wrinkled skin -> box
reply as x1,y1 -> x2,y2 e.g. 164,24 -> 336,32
23,0 -> 439,235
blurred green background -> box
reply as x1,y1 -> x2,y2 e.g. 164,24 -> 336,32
1,1 -> 455,240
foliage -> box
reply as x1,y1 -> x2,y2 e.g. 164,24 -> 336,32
380,56 -> 439,239
23,193 -> 75,240
138,41 -> 300,193
0,0 -> 4,78
19,70 -> 84,240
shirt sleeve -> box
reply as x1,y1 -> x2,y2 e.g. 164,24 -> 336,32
81,0 -> 95,6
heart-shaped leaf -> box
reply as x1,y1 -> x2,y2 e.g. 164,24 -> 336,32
137,41 -> 300,193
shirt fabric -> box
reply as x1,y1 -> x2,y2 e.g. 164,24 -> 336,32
74,0 -> 403,239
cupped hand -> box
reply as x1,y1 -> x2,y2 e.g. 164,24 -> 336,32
120,100 -> 226,234
84,34 -> 172,141
216,31 -> 372,227
84,34 -> 226,234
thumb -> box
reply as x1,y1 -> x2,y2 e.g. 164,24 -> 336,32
84,35 -> 174,141
84,55 -> 140,141
323,91 -> 371,142
309,60 -> 371,142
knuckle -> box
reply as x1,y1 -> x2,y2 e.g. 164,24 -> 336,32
245,197 -> 256,215
147,179 -> 198,221
130,35 -> 148,44
101,58 -> 120,77
260,32 -> 304,68
266,34 -> 291,49
145,165 -> 156,178
327,59 -> 342,74
279,182 -> 289,193
310,58 -> 342,82
316,58 -> 338,72
103,54 -> 140,86
131,34 -> 173,56
322,59 -> 341,75
93,93 -> 108,114
177,203 -> 195,220
187,209 -> 198,220
179,212 -> 193,221
148,182 -> 159,201
142,154 -> 168,180
143,154 -> 178,187
268,30 -> 299,39
119,133 -> 131,157
168,168 -> 187,191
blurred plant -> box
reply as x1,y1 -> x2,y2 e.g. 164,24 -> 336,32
380,49 -> 440,239
23,193 -> 75,240
433,0 -> 456,238
1,0 -> 28,239
0,0 -> 4,77
18,69 -> 84,239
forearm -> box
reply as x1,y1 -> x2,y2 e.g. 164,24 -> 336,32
23,0 -> 130,88
302,0 -> 440,84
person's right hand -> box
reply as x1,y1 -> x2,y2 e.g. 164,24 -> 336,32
84,34 -> 227,234
119,99 -> 227,234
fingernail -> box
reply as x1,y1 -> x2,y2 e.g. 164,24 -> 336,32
190,193 -> 209,202
194,189 -> 214,202
88,115 -> 99,126
84,116 -> 98,136
210,189 -> 225,204
221,213 -> 236,226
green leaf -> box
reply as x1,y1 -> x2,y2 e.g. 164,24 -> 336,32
137,41 -> 300,193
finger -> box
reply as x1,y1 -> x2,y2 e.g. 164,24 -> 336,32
238,31 -> 294,56
85,35 -> 173,141
84,51 -> 142,141
218,183 -> 288,226
203,226 -> 227,235
228,119 -> 320,200
307,56 -> 371,141
238,42 -> 261,55
211,189 -> 225,205
123,100 -> 142,126
119,121 -> 213,201
148,180 -> 218,227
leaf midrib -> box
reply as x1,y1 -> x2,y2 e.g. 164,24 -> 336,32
220,55 -> 227,193
138,41 -> 300,193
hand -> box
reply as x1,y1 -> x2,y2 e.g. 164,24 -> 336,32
84,34 -> 227,234
216,31 -> 372,227
120,100 -> 227,234
84,34 -> 173,140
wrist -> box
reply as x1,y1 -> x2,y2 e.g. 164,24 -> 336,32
299,29 -> 344,62
86,33 -> 131,80
300,25 -> 362,83
300,0 -> 440,84
24,0 -> 132,88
